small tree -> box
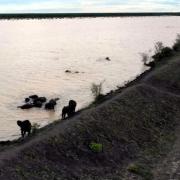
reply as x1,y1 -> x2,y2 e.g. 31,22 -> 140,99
154,41 -> 164,54
140,53 -> 150,65
91,81 -> 104,101
31,123 -> 40,134
140,53 -> 155,68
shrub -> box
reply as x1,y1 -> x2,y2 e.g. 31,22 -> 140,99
173,34 -> 180,51
146,61 -> 155,68
89,142 -> 103,153
160,47 -> 173,57
31,123 -> 40,134
91,81 -> 104,101
141,53 -> 150,65
141,53 -> 155,68
154,41 -> 164,54
152,42 -> 173,61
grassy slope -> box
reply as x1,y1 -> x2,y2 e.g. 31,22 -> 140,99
0,52 -> 179,180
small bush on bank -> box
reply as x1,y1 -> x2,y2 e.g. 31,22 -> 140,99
154,41 -> 164,54
152,47 -> 173,60
141,53 -> 150,65
89,142 -> 103,153
152,41 -> 173,61
91,81 -> 104,101
141,53 -> 155,68
31,123 -> 40,134
141,41 -> 173,68
173,34 -> 180,51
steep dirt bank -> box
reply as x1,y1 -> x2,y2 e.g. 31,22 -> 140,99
0,52 -> 179,180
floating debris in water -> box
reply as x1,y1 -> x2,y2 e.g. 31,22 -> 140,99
65,70 -> 84,74
105,57 -> 111,61
65,70 -> 71,73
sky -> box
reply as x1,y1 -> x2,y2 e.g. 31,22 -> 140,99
0,0 -> 179,13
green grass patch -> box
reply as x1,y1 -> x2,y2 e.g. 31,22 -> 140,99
89,142 -> 103,153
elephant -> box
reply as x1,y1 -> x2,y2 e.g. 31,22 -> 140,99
68,100 -> 77,116
29,95 -> 38,100
17,120 -> 31,138
45,98 -> 59,110
18,104 -> 34,109
45,102 -> 55,110
36,97 -> 47,103
62,100 -> 77,119
33,97 -> 47,108
62,106 -> 69,119
25,98 -> 30,103
33,101 -> 43,108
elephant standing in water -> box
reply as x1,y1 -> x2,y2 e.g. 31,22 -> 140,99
62,100 -> 77,119
45,98 -> 59,110
17,120 -> 32,138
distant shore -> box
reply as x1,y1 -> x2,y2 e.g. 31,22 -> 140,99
0,12 -> 180,20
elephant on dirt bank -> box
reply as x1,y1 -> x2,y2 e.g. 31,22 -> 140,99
17,120 -> 32,138
62,100 -> 77,119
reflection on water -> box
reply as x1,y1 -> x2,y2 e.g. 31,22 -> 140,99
0,16 -> 180,141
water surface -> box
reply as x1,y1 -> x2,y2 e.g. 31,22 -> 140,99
0,16 -> 180,140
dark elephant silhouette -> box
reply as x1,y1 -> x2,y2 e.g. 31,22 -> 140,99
20,96 -> 47,109
18,104 -> 34,109
45,98 -> 59,110
68,100 -> 77,116
29,95 -> 38,99
33,101 -> 43,108
62,106 -> 69,119
62,100 -> 77,119
17,120 -> 31,138
36,97 -> 47,103
45,102 -> 55,110
25,98 -> 30,103
33,97 -> 46,108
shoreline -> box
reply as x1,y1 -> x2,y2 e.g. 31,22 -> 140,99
0,12 -> 179,20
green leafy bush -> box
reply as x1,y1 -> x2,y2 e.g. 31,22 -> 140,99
89,142 -> 103,153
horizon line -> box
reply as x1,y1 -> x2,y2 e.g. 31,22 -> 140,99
0,12 -> 179,20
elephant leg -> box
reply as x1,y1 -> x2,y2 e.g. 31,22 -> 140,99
21,130 -> 25,138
